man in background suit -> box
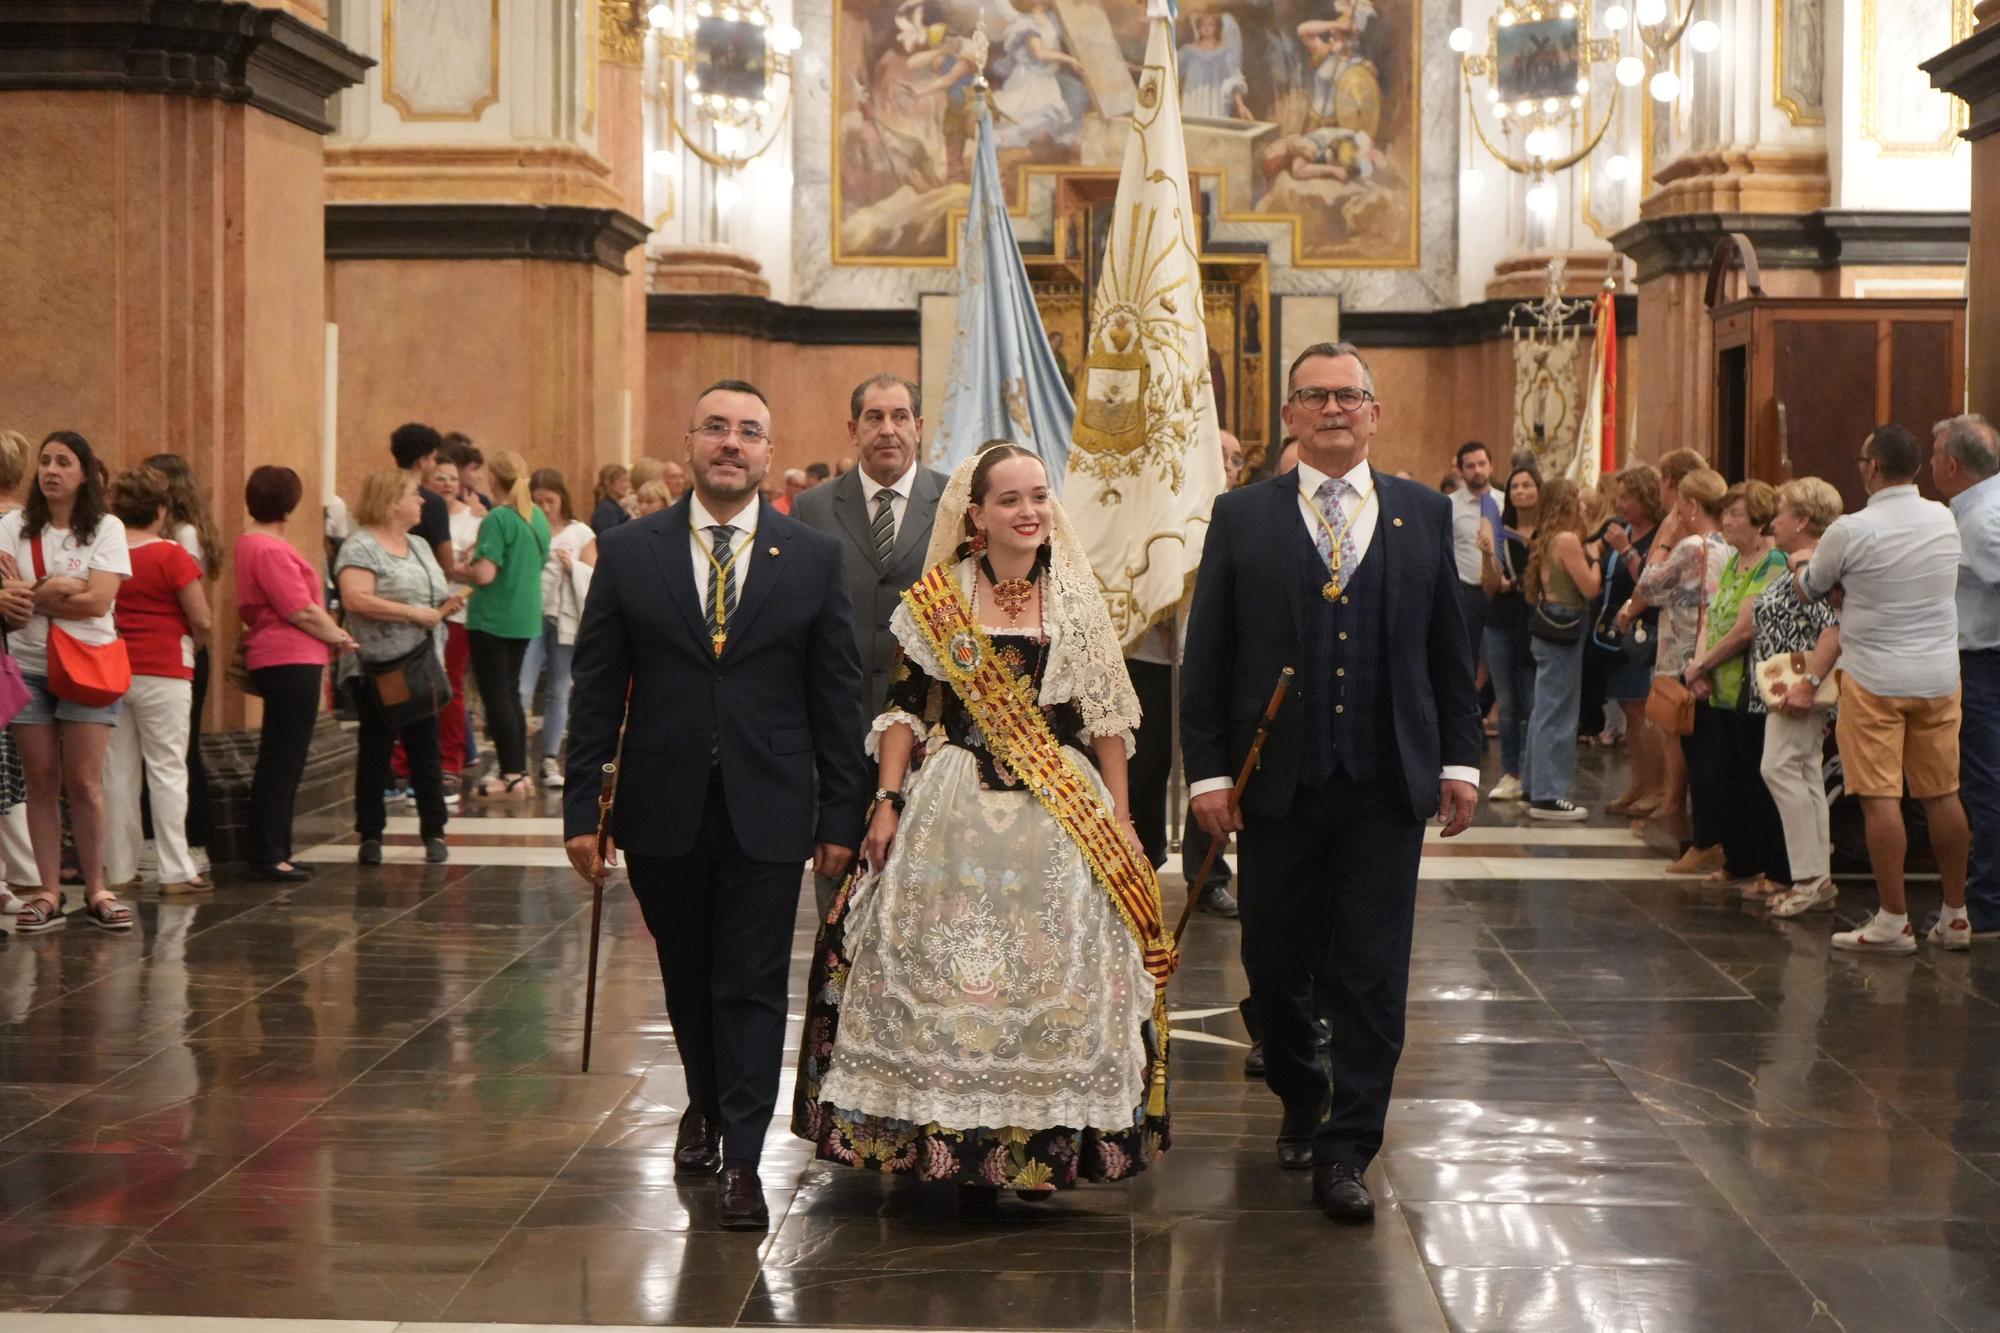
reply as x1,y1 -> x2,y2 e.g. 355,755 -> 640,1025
793,374 -> 947,915
1182,341 -> 1481,1224
564,379 -> 869,1232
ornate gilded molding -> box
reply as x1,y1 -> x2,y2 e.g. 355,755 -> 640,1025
599,0 -> 644,66
326,203 -> 651,274
1861,0 -> 1973,155
1773,0 -> 1826,128
381,0 -> 500,123
0,0 -> 370,134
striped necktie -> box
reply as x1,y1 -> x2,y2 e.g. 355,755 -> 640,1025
870,489 -> 896,561
705,524 -> 738,641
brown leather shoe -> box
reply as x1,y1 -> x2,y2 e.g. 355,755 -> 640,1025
717,1166 -> 769,1231
673,1111 -> 721,1179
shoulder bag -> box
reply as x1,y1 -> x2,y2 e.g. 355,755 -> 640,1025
0,629 -> 31,728
1528,601 -> 1585,644
29,535 -> 130,707
364,633 -> 450,729
1642,540 -> 1708,738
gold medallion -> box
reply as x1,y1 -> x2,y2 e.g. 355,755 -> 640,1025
1322,580 -> 1343,603
712,631 -> 727,656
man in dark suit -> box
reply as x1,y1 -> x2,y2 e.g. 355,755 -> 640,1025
564,379 -> 870,1232
1182,342 -> 1481,1224
792,374 -> 947,916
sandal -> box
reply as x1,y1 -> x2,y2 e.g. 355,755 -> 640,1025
503,773 -> 536,799
82,893 -> 135,931
12,892 -> 65,934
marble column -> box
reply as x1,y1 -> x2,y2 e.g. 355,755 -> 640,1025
1927,0 -> 2000,418
321,0 -> 648,506
0,1 -> 370,858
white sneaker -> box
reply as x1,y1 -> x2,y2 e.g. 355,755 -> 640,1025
541,757 -> 565,790
1768,878 -> 1838,918
1488,775 -> 1524,802
1831,912 -> 1917,955
1528,799 -> 1588,822
1926,913 -> 1974,951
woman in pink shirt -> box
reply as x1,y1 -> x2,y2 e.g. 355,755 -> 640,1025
234,466 -> 355,882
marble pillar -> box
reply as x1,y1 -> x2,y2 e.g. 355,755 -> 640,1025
1927,1 -> 2000,418
321,0 -> 648,506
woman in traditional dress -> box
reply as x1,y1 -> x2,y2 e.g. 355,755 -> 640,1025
1180,14 -> 1251,120
793,443 -> 1173,1211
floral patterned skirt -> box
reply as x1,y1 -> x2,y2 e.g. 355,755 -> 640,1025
790,746 -> 1169,1191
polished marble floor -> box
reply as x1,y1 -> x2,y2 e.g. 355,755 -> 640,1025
2,751 -> 1998,1331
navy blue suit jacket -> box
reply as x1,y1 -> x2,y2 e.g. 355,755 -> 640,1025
562,497 -> 871,862
1179,467 -> 1482,823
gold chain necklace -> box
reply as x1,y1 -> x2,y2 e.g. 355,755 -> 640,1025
693,521 -> 747,655
1301,484 -> 1376,601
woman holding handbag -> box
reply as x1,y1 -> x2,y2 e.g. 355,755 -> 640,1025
1630,468 -> 1730,871
0,431 -> 133,932
1754,480 -> 1845,918
236,465 -> 357,883
1520,479 -> 1602,822
335,469 -> 461,866
1679,481 -> 1792,895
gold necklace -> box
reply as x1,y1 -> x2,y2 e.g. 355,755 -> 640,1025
1301,485 -> 1375,601
980,554 -> 1039,625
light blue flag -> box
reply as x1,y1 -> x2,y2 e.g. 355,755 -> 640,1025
931,99 -> 1076,490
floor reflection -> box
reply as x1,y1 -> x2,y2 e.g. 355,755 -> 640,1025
0,752 -> 1997,1329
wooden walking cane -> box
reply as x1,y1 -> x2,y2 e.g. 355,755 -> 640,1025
581,758 -> 619,1073
1173,667 -> 1295,946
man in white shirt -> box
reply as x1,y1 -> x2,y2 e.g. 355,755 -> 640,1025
1930,414 -> 2000,935
1448,440 -> 1500,659
794,374 -> 947,916
1799,423 -> 1972,954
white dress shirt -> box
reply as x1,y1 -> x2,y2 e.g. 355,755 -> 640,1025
863,462 -> 918,542
1952,473 -> 2000,653
1191,458 -> 1480,800
688,493 -> 760,612
1802,484 -> 1960,698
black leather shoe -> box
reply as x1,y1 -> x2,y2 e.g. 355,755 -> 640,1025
248,863 -> 312,883
717,1166 -> 769,1231
1276,1099 -> 1323,1171
1197,883 -> 1240,918
1312,1161 -> 1375,1224
1243,1040 -> 1265,1077
673,1111 -> 722,1179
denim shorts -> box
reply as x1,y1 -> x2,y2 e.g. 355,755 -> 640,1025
13,673 -> 121,726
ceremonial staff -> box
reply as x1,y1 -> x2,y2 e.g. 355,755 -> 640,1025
1172,666 -> 1294,946
580,758 -> 618,1073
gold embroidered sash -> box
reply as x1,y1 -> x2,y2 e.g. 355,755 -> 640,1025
902,564 -> 1178,990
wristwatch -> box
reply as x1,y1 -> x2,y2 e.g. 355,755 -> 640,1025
1804,671 -> 1824,688
873,788 -> 906,813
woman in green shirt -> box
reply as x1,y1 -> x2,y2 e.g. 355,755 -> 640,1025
1681,480 -> 1790,895
466,449 -> 551,798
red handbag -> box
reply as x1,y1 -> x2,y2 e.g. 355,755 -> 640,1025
29,534 -> 131,707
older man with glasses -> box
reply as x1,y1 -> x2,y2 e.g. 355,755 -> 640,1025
1930,414 -> 2000,938
1799,423 -> 1972,954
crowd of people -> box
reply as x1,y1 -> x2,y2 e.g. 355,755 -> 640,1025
1438,416 -> 2000,951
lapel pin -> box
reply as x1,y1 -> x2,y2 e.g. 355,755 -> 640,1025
768,546 -> 780,556
1392,517 -> 1404,527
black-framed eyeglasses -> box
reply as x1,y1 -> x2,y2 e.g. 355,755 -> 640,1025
1289,385 -> 1375,413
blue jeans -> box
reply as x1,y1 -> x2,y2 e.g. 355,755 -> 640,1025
1964,650 -> 2000,928
519,619 -> 575,758
1484,622 -> 1533,777
1524,630 -> 1584,803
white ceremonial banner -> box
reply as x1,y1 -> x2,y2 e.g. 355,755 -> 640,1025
1064,6 -> 1226,650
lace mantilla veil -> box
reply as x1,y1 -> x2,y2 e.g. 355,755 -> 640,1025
889,449 -> 1144,750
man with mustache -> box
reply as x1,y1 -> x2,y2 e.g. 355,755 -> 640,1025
564,379 -> 869,1231
792,374 -> 948,917
1183,341 -> 1481,1224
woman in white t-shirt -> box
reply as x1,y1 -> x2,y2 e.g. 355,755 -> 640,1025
0,432 -> 133,932
519,468 -> 592,790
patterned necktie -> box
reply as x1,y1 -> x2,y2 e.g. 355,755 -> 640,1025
705,525 -> 738,642
1315,477 -> 1358,583
871,489 -> 897,561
